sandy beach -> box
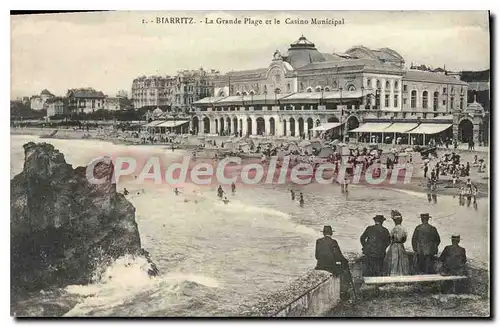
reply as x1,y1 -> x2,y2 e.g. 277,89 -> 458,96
11,127 -> 489,199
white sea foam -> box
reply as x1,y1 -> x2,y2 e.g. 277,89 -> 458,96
63,254 -> 220,317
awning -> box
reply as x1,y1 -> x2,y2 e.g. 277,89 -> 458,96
349,122 -> 392,133
323,89 -> 374,99
409,123 -> 452,135
193,96 -> 226,105
432,114 -> 454,121
156,120 -> 189,128
216,93 -> 289,104
143,120 -> 164,127
310,122 -> 343,131
382,123 -> 419,133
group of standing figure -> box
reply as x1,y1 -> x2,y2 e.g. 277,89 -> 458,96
314,211 -> 468,299
360,211 -> 466,277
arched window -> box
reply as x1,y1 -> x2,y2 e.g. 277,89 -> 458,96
394,81 -> 399,89
411,90 -> 417,108
460,96 -> 464,110
315,86 -> 322,92
299,82 -> 303,92
287,83 -> 291,93
306,87 -> 313,93
450,96 -> 454,109
376,80 -> 381,89
236,91 -> 241,96
249,90 -> 255,95
433,92 -> 439,111
385,81 -> 390,89
347,84 -> 356,91
422,91 -> 428,109
242,91 -> 248,96
324,86 -> 331,92
332,81 -> 338,89
450,86 -> 454,94
264,85 -> 268,94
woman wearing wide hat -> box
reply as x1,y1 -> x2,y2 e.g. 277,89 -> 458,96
383,210 -> 410,276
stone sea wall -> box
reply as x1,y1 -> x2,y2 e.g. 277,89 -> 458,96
235,270 -> 340,317
235,253 -> 488,318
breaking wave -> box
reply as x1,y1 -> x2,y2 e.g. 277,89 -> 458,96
63,255 -> 220,317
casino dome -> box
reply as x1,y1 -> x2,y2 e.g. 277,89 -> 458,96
466,100 -> 484,113
284,35 -> 326,69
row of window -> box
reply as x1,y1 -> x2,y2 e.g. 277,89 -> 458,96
134,92 -> 173,97
404,85 -> 466,95
229,83 -> 361,97
367,78 -> 399,90
409,90 -> 464,110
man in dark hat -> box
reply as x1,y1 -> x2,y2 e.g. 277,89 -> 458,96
439,235 -> 467,293
439,235 -> 467,276
360,215 -> 391,276
315,225 -> 348,275
315,225 -> 351,300
411,213 -> 441,274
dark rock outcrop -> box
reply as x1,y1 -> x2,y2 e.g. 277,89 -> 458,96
11,142 -> 158,292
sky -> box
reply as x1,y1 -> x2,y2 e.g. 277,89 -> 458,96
10,11 -> 490,98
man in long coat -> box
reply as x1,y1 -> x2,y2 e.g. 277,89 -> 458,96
412,213 -> 441,274
439,235 -> 467,293
360,215 -> 391,276
315,225 -> 348,275
439,235 -> 467,276
315,225 -> 351,300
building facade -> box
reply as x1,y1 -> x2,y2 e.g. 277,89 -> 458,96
172,68 -> 220,111
67,88 -> 106,114
131,75 -> 176,109
30,89 -> 55,111
131,68 -> 220,111
46,97 -> 66,117
191,36 -> 482,144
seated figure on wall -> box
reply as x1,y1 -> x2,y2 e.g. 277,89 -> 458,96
439,235 -> 468,293
315,225 -> 351,300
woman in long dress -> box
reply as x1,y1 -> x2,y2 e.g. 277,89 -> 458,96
384,210 -> 410,276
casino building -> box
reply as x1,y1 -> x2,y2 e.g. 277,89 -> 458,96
191,36 -> 486,145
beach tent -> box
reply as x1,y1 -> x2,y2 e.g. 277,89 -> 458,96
298,140 -> 311,148
340,146 -> 351,157
298,140 -> 313,154
287,143 -> 300,153
310,140 -> 322,151
276,150 -> 287,159
238,142 -> 251,153
317,147 -> 335,158
223,140 -> 234,149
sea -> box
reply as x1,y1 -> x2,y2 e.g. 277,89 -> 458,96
10,135 -> 489,317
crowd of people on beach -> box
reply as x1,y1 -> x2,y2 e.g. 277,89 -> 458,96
422,150 -> 485,209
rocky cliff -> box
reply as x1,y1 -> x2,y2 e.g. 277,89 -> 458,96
11,142 -> 158,292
